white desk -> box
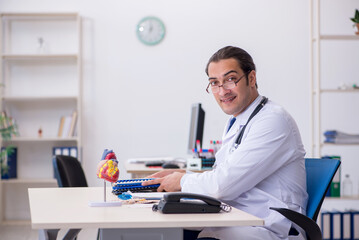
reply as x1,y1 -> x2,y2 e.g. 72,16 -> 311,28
28,187 -> 264,240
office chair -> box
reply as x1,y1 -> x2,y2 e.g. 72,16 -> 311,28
270,158 -> 341,240
191,158 -> 341,240
53,155 -> 88,188
53,155 -> 99,240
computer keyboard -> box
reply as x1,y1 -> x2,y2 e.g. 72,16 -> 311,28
127,157 -> 176,164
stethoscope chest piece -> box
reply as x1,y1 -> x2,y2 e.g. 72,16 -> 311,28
229,143 -> 239,153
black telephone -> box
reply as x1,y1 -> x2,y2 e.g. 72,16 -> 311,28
152,192 -> 226,214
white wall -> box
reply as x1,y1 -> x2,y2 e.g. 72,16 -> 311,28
0,0 -> 358,189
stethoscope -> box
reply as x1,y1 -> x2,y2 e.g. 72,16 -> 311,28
229,96 -> 268,153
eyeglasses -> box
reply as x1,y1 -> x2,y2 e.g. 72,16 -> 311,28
206,74 -> 246,94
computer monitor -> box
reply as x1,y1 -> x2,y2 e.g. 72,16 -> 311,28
187,103 -> 205,154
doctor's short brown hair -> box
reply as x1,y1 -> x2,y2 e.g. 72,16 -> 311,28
205,46 -> 257,87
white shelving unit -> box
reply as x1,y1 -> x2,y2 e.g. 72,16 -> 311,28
0,12 -> 82,224
310,0 -> 359,204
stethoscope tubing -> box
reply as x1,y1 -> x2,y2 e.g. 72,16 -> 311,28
230,96 -> 268,153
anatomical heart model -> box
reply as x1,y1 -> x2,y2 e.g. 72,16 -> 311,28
89,149 -> 122,207
97,149 -> 119,183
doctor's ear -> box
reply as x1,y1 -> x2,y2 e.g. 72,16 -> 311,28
247,70 -> 257,87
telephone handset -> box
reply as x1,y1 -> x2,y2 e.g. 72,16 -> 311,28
152,192 -> 231,214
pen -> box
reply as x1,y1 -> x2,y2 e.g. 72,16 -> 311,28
196,140 -> 201,153
192,148 -> 200,158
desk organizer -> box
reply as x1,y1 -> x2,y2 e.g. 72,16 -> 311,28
112,178 -> 160,194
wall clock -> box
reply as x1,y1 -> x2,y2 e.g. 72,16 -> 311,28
136,16 -> 166,46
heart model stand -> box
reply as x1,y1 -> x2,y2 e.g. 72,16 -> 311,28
88,149 -> 122,207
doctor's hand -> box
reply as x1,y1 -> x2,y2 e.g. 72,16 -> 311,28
142,172 -> 185,192
146,169 -> 186,178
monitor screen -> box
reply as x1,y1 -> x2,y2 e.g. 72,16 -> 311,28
187,103 -> 205,154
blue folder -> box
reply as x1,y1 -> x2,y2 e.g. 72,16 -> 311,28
112,178 -> 160,194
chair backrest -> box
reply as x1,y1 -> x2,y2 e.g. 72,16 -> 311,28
53,155 -> 88,187
305,158 -> 340,221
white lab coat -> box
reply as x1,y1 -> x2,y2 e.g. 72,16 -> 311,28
181,96 -> 308,240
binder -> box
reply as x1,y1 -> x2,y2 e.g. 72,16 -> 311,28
353,211 -> 359,240
343,212 -> 351,240
0,147 -> 17,179
330,157 -> 340,197
53,147 -> 78,158
322,211 -> 331,240
52,146 -> 79,178
62,148 -> 69,156
112,178 -> 160,194
54,147 -> 62,156
321,210 -> 359,240
70,147 -> 78,158
333,211 -> 341,240
325,186 -> 331,197
322,156 -> 341,197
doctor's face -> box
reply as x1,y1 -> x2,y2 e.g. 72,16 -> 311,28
207,58 -> 258,117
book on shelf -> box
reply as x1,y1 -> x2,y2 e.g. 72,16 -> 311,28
57,111 -> 77,138
62,116 -> 72,138
68,111 -> 77,137
57,116 -> 65,137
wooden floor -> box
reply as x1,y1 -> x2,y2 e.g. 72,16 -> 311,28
0,224 -> 99,240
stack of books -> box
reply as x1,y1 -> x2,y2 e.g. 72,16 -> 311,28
324,130 -> 359,144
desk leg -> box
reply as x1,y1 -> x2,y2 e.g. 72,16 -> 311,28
63,229 -> 82,240
38,229 -> 59,240
101,228 -> 183,240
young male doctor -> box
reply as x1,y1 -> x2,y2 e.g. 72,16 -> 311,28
143,46 -> 308,240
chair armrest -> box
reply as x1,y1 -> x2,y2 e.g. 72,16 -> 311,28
269,207 -> 322,240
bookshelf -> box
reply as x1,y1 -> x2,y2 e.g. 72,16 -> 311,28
310,0 -> 359,202
0,12 -> 82,224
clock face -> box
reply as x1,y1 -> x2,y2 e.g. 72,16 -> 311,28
136,16 -> 166,46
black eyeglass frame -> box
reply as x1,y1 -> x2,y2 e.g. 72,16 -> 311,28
206,74 -> 247,94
